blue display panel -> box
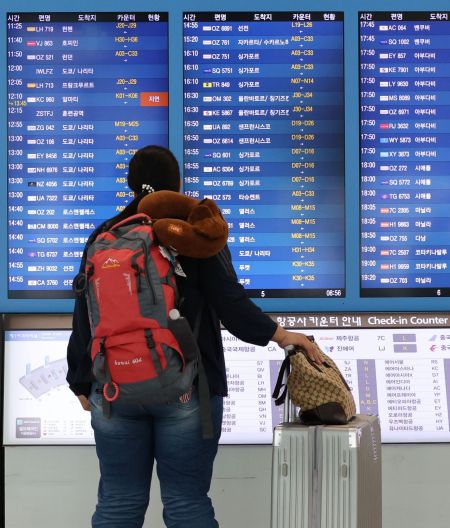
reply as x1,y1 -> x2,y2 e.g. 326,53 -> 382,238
360,11 -> 450,297
182,12 -> 345,299
6,12 -> 169,299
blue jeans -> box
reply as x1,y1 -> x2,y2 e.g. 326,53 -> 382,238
89,384 -> 223,528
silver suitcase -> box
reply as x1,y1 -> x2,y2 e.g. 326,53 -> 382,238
271,402 -> 382,528
271,420 -> 315,528
315,415 -> 382,528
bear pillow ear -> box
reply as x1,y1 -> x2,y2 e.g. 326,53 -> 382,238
137,191 -> 229,258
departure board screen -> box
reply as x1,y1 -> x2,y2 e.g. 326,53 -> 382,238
183,12 -> 345,299
7,12 -> 168,299
360,12 -> 450,297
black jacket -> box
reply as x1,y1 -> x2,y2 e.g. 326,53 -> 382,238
66,245 -> 277,398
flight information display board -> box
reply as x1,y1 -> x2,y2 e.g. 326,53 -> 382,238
182,12 -> 345,299
360,12 -> 450,297
7,12 -> 169,299
4,312 -> 450,445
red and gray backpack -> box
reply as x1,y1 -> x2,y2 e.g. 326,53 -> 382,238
74,213 -> 212,435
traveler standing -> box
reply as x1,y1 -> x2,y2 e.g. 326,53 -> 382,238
67,145 -> 322,528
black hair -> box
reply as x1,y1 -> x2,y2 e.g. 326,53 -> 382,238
105,145 -> 181,228
128,145 -> 180,194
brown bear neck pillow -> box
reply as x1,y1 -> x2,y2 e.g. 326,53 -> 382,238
137,190 -> 229,259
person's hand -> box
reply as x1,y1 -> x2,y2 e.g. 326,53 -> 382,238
271,326 -> 323,364
78,395 -> 91,411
